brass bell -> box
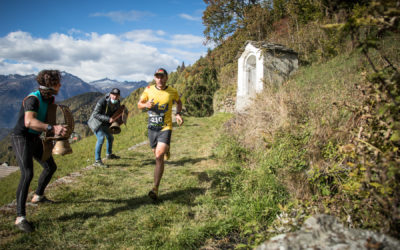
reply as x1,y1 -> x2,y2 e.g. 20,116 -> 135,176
109,122 -> 121,134
109,105 -> 128,135
52,140 -> 73,155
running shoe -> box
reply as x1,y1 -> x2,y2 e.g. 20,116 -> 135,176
148,188 -> 158,200
15,219 -> 34,233
94,160 -> 108,168
31,195 -> 54,204
106,154 -> 120,159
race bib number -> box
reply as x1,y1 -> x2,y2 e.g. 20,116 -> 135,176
148,111 -> 165,131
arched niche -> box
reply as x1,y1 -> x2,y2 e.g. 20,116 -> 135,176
245,54 -> 257,97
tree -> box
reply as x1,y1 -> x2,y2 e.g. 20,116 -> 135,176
183,66 -> 219,117
203,0 -> 269,44
241,4 -> 274,41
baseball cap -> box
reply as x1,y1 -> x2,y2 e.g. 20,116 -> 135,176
154,68 -> 168,76
110,88 -> 120,95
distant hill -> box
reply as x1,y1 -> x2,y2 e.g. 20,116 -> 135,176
121,86 -> 148,116
0,128 -> 11,142
58,91 -> 105,138
0,74 -> 39,129
58,72 -> 101,100
0,72 -> 148,129
88,78 -> 148,98
0,72 -> 100,128
0,133 -> 13,165
0,91 -> 104,165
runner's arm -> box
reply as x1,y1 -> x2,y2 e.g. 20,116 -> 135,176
175,99 -> 183,126
138,98 -> 154,110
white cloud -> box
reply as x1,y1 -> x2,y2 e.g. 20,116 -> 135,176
0,32 -> 61,63
122,30 -> 166,43
179,13 -> 201,21
163,48 -> 206,65
91,10 -> 154,24
67,28 -> 91,39
0,60 -> 36,75
170,34 -> 205,48
0,30 -> 205,82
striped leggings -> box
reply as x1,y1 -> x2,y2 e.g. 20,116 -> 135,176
11,134 -> 57,217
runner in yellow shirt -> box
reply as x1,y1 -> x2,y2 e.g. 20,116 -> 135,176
138,68 -> 183,200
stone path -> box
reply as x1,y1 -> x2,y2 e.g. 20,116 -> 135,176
0,140 -> 149,181
0,140 -> 149,213
0,165 -> 19,179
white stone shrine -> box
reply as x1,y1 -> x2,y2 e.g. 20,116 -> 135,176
236,41 -> 298,112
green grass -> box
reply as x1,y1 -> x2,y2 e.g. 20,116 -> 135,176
3,113 -> 287,249
0,51 -> 362,248
3,38 -> 393,249
0,113 -> 148,206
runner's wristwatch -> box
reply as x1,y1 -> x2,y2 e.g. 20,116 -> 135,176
47,124 -> 53,132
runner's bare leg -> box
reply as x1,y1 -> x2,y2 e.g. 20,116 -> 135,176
153,142 -> 169,187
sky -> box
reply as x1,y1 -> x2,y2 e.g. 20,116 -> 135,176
0,0 -> 209,82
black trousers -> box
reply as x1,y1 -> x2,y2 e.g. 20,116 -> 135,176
11,134 -> 57,217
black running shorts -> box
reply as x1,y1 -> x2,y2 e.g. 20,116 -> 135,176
148,129 -> 172,149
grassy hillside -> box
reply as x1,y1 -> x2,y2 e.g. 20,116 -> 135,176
1,114 -> 266,249
164,0 -> 400,238
1,43 -> 399,248
1,37 -> 398,247
0,113 -> 148,207
219,33 -> 400,240
1,1 -> 398,248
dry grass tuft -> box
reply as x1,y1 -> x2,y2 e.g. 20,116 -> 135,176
227,84 -> 293,149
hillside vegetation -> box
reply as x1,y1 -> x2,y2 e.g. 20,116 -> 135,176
0,0 -> 399,248
1,41 -> 397,247
167,0 -> 400,238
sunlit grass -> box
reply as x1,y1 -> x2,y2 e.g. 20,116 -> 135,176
0,113 -> 148,206
1,49 -> 377,249
1,113 -> 244,249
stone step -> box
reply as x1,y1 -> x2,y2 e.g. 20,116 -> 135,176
0,165 -> 19,179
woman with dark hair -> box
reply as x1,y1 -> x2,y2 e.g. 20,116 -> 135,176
11,69 -> 67,232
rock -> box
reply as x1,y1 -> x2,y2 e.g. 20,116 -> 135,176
256,214 -> 400,250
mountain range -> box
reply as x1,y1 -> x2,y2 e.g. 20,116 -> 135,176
89,78 -> 148,98
0,72 -> 148,130
0,91 -> 105,164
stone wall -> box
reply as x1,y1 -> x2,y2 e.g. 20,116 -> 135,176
263,50 -> 298,89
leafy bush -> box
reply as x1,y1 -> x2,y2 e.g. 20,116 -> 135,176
306,1 -> 400,236
183,66 -> 219,117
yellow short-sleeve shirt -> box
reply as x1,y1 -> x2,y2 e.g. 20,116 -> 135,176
140,85 -> 179,131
